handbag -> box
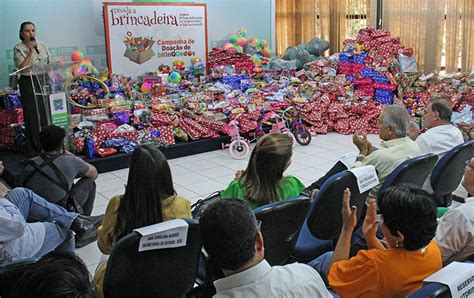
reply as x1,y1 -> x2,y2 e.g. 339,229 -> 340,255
191,191 -> 221,219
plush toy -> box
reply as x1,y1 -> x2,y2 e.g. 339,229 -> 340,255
173,59 -> 185,72
190,57 -> 205,77
158,64 -> 171,74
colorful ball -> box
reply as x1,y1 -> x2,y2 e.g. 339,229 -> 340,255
58,57 -> 66,63
223,42 -> 235,49
236,37 -> 247,47
71,50 -> 84,62
261,47 -> 272,57
235,45 -> 244,52
141,82 -> 153,93
228,35 -> 238,44
169,72 -> 181,84
248,38 -> 258,47
81,58 -> 93,66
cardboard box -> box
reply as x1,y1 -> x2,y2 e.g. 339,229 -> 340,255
124,48 -> 155,65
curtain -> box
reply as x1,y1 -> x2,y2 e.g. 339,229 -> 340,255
382,0 -> 445,73
275,0 -> 370,55
276,0 -> 472,72
318,0 -> 347,54
445,0 -> 474,72
275,0 -> 317,55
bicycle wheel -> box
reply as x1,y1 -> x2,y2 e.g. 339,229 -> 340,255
294,127 -> 312,146
229,140 -> 250,159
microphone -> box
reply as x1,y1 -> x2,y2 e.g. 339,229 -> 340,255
31,37 -> 39,54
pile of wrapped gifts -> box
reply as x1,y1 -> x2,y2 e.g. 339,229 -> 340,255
0,89 -> 26,151
1,27 -> 472,158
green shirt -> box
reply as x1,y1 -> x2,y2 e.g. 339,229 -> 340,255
220,175 -> 306,209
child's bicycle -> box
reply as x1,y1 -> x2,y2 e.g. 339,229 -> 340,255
269,113 -> 296,145
248,113 -> 266,143
222,117 -> 250,159
283,106 -> 312,146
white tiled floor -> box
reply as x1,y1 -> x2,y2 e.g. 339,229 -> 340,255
78,132 -> 382,274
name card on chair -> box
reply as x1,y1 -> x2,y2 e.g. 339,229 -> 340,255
348,165 -> 379,193
338,151 -> 359,169
424,261 -> 474,298
134,219 -> 189,252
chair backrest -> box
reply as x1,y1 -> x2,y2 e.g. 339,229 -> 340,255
406,282 -> 450,298
431,140 -> 474,195
307,170 -> 369,240
103,219 -> 202,298
254,197 -> 311,265
377,153 -> 438,203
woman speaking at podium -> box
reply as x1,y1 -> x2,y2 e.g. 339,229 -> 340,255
14,21 -> 53,156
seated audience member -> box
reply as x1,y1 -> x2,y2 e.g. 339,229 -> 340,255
220,133 -> 305,208
416,99 -> 464,193
0,187 -> 99,265
311,184 -> 441,297
200,199 -> 331,297
22,125 -> 99,216
415,99 -> 464,156
94,145 -> 192,297
308,105 -> 419,201
435,157 -> 474,264
10,252 -> 95,298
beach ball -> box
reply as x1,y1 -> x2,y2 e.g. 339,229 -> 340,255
169,72 -> 181,84
71,50 -> 84,62
81,58 -> 93,66
141,82 -> 153,93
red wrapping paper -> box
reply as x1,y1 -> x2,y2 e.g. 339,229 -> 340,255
0,109 -> 23,125
154,126 -> 176,145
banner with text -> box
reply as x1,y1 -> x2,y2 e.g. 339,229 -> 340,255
104,2 -> 207,77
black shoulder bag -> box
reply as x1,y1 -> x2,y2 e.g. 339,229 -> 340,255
22,154 -> 81,213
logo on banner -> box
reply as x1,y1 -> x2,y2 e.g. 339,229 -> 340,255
123,32 -> 155,65
49,92 -> 69,130
111,7 -> 178,27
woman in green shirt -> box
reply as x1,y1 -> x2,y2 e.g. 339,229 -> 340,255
221,133 -> 305,209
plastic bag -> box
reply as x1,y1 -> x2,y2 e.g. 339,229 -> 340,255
306,38 -> 330,56
398,53 -> 418,73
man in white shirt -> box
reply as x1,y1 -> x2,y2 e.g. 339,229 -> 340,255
416,99 -> 464,156
199,199 -> 331,298
307,105 -> 419,201
435,157 -> 474,265
415,99 -> 464,193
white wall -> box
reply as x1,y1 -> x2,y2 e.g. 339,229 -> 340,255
0,0 -> 275,87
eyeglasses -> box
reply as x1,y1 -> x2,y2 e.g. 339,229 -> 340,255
465,160 -> 474,171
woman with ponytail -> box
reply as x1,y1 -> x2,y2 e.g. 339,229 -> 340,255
221,133 -> 305,209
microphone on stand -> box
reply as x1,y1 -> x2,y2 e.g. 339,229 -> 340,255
31,37 -> 39,54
